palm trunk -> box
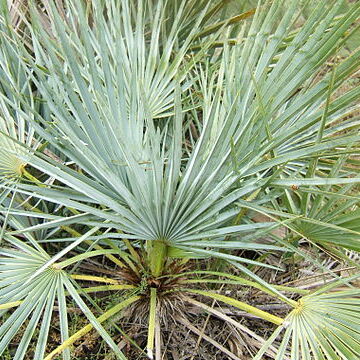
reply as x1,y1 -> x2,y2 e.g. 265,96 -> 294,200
147,239 -> 168,277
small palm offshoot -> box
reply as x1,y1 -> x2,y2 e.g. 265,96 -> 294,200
0,0 -> 359,359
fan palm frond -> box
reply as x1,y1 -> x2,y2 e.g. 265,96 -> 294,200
254,281 -> 360,360
0,231 -> 139,360
0,13 -> 40,184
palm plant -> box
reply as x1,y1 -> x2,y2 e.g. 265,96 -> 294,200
0,0 -> 359,359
